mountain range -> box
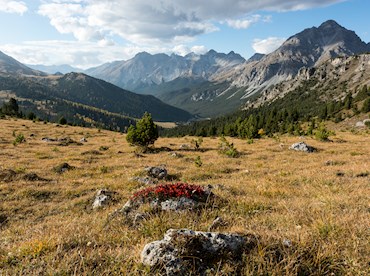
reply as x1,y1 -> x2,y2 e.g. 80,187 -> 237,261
1,19 -> 369,128
86,20 -> 370,117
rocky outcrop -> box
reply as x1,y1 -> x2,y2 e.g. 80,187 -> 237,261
141,229 -> 257,275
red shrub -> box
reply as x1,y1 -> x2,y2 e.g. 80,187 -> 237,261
132,183 -> 208,202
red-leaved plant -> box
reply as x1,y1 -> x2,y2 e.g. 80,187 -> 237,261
132,183 -> 208,203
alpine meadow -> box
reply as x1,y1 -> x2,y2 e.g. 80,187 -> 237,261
0,0 -> 369,275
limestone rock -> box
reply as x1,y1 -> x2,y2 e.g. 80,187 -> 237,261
131,176 -> 156,185
145,166 -> 167,179
159,197 -> 200,212
289,142 -> 316,153
141,228 -> 256,275
92,189 -> 117,209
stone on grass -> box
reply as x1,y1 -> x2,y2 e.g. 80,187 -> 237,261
145,166 -> 167,179
53,163 -> 75,173
141,228 -> 256,275
179,144 -> 190,150
289,142 -> 316,153
355,121 -> 365,127
92,189 -> 117,209
131,176 -> 156,185
80,137 -> 88,142
208,216 -> 226,231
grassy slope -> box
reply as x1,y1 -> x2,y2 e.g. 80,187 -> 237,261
0,118 -> 369,274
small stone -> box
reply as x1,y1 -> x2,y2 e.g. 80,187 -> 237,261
92,189 -> 117,209
355,121 -> 365,127
80,137 -> 88,142
53,163 -> 75,173
179,144 -> 190,150
145,166 -> 167,179
208,216 -> 226,231
131,176 -> 156,185
282,239 -> 292,248
133,213 -> 147,225
289,142 -> 316,153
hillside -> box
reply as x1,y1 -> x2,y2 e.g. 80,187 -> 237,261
0,118 -> 368,274
245,54 -> 370,109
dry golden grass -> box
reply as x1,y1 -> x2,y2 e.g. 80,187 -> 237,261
0,118 -> 369,275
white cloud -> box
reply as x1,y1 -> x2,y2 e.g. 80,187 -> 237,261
1,41 -> 207,69
37,0 -> 346,45
0,0 -> 27,14
226,15 -> 271,29
172,45 -> 208,56
252,37 -> 286,54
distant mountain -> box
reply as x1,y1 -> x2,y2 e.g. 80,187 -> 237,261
0,53 -> 193,126
245,53 -> 370,110
0,51 -> 46,76
222,20 -> 370,94
155,20 -> 370,117
85,50 -> 245,93
246,53 -> 265,63
27,64 -> 83,74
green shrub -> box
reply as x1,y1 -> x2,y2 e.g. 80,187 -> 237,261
191,137 -> 203,151
194,156 -> 202,167
13,133 -> 25,146
126,112 -> 158,148
218,136 -> 239,158
314,123 -> 330,141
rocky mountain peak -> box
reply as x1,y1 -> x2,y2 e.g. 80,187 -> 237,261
318,19 -> 342,30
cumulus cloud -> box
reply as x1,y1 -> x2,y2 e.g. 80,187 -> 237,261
0,0 -> 27,14
252,37 -> 286,54
37,0 -> 346,45
226,15 -> 271,29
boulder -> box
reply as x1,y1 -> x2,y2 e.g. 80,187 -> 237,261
145,166 -> 167,179
92,189 -> 117,209
289,142 -> 316,153
141,229 -> 256,275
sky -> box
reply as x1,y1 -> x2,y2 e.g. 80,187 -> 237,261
0,0 -> 369,69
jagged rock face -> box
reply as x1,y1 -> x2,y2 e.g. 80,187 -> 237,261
221,20 -> 370,97
246,54 -> 370,109
86,50 -> 245,91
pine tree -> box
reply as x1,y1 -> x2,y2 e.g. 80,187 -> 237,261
126,112 -> 158,147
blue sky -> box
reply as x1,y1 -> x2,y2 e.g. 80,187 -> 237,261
0,0 -> 368,68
